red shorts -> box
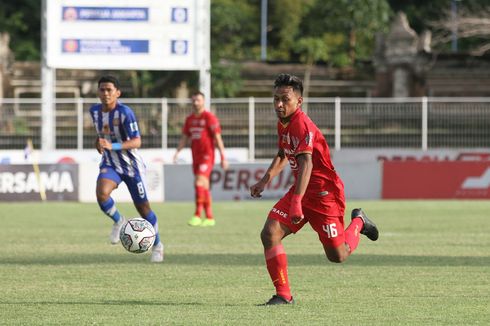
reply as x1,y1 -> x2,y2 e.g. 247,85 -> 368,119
268,187 -> 346,248
192,155 -> 214,177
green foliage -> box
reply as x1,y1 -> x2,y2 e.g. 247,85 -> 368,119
0,0 -> 41,60
211,0 -> 261,61
0,200 -> 489,324
211,61 -> 243,97
210,0 -> 258,96
267,0 -> 314,61
299,0 -> 392,66
295,37 -> 329,65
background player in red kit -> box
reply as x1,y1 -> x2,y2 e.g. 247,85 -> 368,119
174,91 -> 228,227
250,74 -> 379,305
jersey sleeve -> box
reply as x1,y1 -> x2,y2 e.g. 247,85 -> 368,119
291,120 -> 314,156
122,108 -> 141,139
207,113 -> 222,135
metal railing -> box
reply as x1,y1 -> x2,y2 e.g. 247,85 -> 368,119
1,97 -> 490,159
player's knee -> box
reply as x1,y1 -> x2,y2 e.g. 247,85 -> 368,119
327,255 -> 347,263
96,191 -> 110,203
260,228 -> 270,245
260,227 -> 277,247
325,251 -> 349,264
325,246 -> 349,264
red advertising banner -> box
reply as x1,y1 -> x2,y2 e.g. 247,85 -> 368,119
383,161 -> 490,199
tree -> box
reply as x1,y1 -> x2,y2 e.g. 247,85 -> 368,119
430,4 -> 490,55
0,0 -> 40,60
300,0 -> 392,67
267,0 -> 315,61
388,0 -> 490,54
210,0 -> 260,96
295,37 -> 330,110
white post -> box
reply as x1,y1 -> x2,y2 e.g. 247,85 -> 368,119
260,0 -> 268,61
41,0 -> 55,150
422,96 -> 428,151
248,97 -> 255,161
198,0 -> 211,109
335,97 -> 341,151
200,68 -> 211,110
161,98 -> 168,149
77,98 -> 83,150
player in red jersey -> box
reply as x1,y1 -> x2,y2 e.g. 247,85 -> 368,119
173,91 -> 228,227
250,74 -> 379,305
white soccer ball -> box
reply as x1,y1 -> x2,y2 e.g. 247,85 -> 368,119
119,218 -> 156,253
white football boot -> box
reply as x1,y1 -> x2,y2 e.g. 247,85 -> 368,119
151,242 -> 164,263
110,217 -> 126,244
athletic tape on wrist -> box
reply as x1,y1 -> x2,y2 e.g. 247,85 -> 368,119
111,143 -> 122,151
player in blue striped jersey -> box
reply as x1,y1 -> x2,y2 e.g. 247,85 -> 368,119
89,75 -> 164,262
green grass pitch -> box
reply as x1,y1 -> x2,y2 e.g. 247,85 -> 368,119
1,200 -> 489,325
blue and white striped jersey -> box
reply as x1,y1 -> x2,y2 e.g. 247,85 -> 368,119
89,102 -> 145,177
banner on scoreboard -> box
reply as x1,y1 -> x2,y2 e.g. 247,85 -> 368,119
382,161 -> 490,199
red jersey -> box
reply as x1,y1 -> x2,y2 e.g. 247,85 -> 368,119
183,110 -> 222,161
278,109 -> 344,195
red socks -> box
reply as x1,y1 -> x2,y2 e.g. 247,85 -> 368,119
194,186 -> 206,217
264,244 -> 292,300
345,217 -> 364,253
195,186 -> 213,219
203,189 -> 213,219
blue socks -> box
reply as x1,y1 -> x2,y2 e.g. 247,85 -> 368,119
144,211 -> 161,246
98,197 -> 121,223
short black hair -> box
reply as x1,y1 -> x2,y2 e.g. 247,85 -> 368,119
191,90 -> 205,98
98,75 -> 120,89
274,74 -> 303,96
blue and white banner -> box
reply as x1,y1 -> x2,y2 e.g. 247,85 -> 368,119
62,6 -> 149,21
62,39 -> 149,54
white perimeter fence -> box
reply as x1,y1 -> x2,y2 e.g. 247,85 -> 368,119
1,97 -> 490,159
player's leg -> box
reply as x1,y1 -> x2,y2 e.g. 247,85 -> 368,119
309,205 -> 378,263
260,191 -> 306,305
198,172 -> 216,227
124,175 -> 164,263
260,218 -> 295,305
321,209 -> 378,262
188,163 -> 206,226
96,168 -> 125,244
351,208 -> 379,241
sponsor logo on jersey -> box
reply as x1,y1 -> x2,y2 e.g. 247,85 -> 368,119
281,132 -> 290,145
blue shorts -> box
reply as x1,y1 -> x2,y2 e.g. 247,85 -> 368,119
98,166 -> 149,204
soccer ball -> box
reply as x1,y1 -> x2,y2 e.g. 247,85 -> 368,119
119,218 -> 156,253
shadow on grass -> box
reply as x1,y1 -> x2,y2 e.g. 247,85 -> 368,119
2,253 -> 488,267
